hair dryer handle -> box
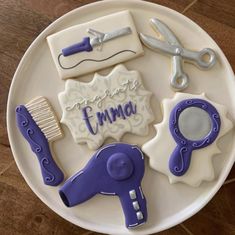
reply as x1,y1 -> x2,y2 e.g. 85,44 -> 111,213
119,186 -> 147,228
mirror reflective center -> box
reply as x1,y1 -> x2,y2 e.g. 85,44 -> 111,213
178,107 -> 212,141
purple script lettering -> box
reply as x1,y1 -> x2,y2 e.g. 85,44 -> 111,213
97,110 -> 113,125
124,101 -> 137,116
82,101 -> 137,135
82,106 -> 98,135
110,105 -> 126,121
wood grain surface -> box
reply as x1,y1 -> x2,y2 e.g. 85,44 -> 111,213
0,0 -> 235,234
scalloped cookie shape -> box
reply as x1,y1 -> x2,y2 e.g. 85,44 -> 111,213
142,93 -> 233,187
58,64 -> 154,150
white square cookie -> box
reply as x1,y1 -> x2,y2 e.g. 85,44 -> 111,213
47,10 -> 144,79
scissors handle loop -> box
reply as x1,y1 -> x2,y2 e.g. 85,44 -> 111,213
183,48 -> 217,69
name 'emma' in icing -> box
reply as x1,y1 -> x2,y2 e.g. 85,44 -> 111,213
58,64 -> 154,150
82,101 -> 137,135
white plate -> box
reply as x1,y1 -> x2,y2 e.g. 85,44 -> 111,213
7,0 -> 235,234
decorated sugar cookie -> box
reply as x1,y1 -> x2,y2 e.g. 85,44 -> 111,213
59,143 -> 147,229
47,10 -> 143,79
140,18 -> 217,91
15,97 -> 64,186
58,64 -> 154,150
142,93 -> 233,187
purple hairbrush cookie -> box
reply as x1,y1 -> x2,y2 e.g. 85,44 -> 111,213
59,143 -> 147,228
15,97 -> 64,186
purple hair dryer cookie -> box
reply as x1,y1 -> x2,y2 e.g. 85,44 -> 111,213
59,143 -> 147,228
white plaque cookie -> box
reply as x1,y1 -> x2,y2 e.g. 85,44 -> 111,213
58,64 -> 154,150
47,10 -> 144,79
142,93 -> 233,187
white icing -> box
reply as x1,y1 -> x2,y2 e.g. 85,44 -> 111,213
47,11 -> 144,79
70,170 -> 84,182
139,186 -> 144,199
95,144 -> 116,159
65,79 -> 140,111
58,64 -> 154,150
25,96 -> 63,142
131,146 -> 144,160
142,93 -> 233,187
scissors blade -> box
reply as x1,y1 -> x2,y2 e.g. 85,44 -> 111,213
150,18 -> 182,47
149,19 -> 189,90
139,33 -> 176,55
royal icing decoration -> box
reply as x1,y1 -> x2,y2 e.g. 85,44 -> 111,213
58,64 -> 154,150
59,143 -> 147,229
140,18 -> 217,91
15,97 -> 64,186
142,93 -> 233,187
47,10 -> 143,79
168,98 -> 221,176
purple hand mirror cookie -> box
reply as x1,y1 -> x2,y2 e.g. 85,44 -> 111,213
169,98 -> 221,176
142,93 -> 233,186
59,143 -> 147,228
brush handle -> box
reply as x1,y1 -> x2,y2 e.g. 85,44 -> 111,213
15,105 -> 64,186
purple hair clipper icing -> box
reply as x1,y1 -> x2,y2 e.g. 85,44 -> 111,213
15,97 -> 64,186
59,143 -> 147,228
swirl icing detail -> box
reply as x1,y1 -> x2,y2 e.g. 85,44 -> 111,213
212,113 -> 220,132
58,64 -> 154,150
15,104 -> 64,186
16,107 -> 29,127
174,147 -> 187,173
41,158 -> 56,182
26,128 -> 42,153
169,98 -> 221,176
65,79 -> 141,111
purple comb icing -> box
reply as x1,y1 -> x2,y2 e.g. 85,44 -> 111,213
59,143 -> 147,229
169,99 -> 221,176
15,105 -> 64,186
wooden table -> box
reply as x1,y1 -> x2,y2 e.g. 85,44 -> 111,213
0,0 -> 234,234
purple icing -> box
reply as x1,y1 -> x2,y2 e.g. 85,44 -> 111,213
97,110 -> 113,125
107,152 -> 134,180
62,37 -> 93,57
124,101 -> 137,116
169,99 -> 221,176
82,106 -> 98,135
82,101 -> 137,135
110,105 -> 126,121
15,105 -> 64,186
59,143 -> 147,228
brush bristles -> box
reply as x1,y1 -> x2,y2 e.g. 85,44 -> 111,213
25,96 -> 63,142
